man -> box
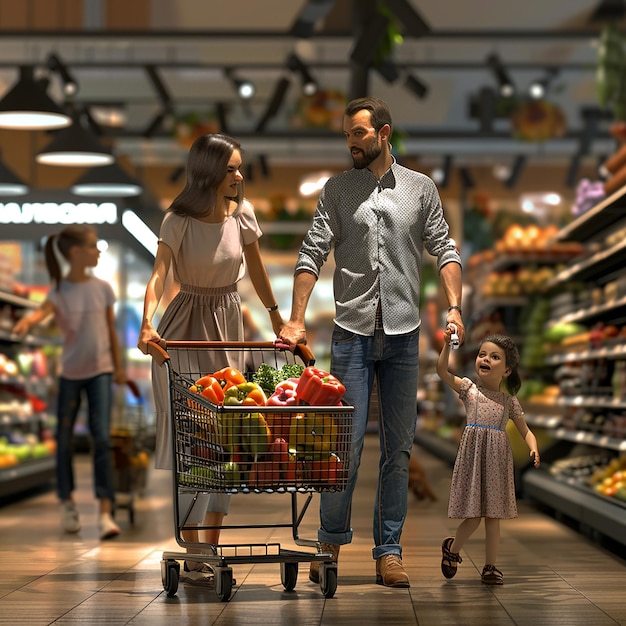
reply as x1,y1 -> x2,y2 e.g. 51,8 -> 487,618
280,96 -> 464,588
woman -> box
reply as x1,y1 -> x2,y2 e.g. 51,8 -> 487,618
137,133 -> 283,583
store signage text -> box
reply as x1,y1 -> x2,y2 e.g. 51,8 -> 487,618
0,202 -> 118,225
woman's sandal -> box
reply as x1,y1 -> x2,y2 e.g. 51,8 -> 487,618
441,537 -> 462,579
481,564 -> 504,585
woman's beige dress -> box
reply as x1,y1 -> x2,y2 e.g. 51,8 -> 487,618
151,200 -> 262,515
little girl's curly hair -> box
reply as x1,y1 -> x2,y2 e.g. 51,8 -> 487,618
481,334 -> 521,395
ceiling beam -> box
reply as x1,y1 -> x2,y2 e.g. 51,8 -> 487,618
0,28 -> 611,41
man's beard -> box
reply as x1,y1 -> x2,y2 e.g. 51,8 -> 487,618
351,142 -> 381,169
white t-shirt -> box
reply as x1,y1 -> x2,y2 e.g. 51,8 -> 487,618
47,277 -> 116,380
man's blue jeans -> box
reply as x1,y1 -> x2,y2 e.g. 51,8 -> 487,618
318,325 -> 419,560
56,373 -> 115,502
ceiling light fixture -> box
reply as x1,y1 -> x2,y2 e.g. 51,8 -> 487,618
0,150 -> 28,195
505,155 -> 526,188
404,73 -> 429,99
255,76 -> 291,132
36,111 -> 114,167
528,68 -> 559,100
71,163 -> 142,197
226,69 -> 256,100
486,53 -> 515,98
287,53 -> 318,96
46,53 -> 78,97
0,65 -> 72,130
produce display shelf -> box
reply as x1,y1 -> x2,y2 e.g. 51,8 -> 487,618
555,184 -> 626,242
545,237 -> 626,287
547,295 -> 626,326
545,344 -> 626,364
0,456 -> 55,498
551,428 -> 626,452
523,469 -> 626,548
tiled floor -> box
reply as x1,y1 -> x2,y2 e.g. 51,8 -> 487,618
1,434 -> 625,625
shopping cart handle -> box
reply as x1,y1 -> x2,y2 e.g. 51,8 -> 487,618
293,342 -> 315,366
146,339 -> 170,367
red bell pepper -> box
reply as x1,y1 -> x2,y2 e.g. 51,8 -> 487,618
266,379 -> 298,440
296,366 -> 346,406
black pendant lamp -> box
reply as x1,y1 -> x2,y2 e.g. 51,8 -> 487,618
71,163 -> 142,197
0,65 -> 72,130
36,112 -> 114,167
0,153 -> 28,195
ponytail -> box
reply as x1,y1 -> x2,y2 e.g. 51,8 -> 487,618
43,225 -> 95,290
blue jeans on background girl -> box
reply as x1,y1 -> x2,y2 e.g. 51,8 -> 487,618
319,325 -> 419,560
56,373 -> 115,502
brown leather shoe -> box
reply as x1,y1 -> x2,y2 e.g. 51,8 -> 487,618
309,543 -> 340,584
375,554 -> 410,588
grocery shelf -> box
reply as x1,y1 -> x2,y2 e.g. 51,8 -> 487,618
0,456 -> 55,498
545,237 -> 626,288
555,184 -> 626,243
523,469 -> 626,547
548,295 -> 626,326
551,427 -> 626,452
545,343 -> 626,364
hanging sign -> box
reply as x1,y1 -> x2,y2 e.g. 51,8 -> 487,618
0,201 -> 117,224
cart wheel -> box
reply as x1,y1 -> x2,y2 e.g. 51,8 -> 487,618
214,566 -> 233,602
161,559 -> 180,597
319,563 -> 337,598
280,561 -> 298,591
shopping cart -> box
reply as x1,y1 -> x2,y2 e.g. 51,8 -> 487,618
110,380 -> 150,524
147,340 -> 353,601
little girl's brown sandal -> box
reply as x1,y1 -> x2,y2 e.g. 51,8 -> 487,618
481,564 -> 503,585
441,537 -> 462,578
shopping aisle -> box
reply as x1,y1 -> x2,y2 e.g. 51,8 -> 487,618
0,434 -> 624,626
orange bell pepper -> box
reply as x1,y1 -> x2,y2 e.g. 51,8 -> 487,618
189,375 -> 224,405
213,366 -> 246,391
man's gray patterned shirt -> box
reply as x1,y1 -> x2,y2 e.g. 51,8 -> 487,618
295,160 -> 462,336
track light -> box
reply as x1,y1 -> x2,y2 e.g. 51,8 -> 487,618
431,155 -> 453,188
505,155 -> 526,189
0,65 -> 71,130
255,76 -> 291,132
287,53 -> 318,96
226,70 -> 255,100
404,73 -> 429,99
47,53 -> 78,97
459,167 -> 475,189
486,53 -> 515,98
528,68 -> 559,100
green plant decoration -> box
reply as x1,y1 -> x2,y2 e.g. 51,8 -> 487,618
596,23 -> 626,121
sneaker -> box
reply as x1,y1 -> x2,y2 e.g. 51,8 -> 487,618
61,501 -> 81,533
309,543 -> 340,584
180,562 -> 215,586
481,564 -> 503,585
376,554 -> 410,588
99,513 -> 121,540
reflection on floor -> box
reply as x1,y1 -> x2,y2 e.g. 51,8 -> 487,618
0,434 -> 625,625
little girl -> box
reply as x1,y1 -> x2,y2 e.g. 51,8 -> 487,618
436,330 -> 540,585
13,225 -> 126,540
